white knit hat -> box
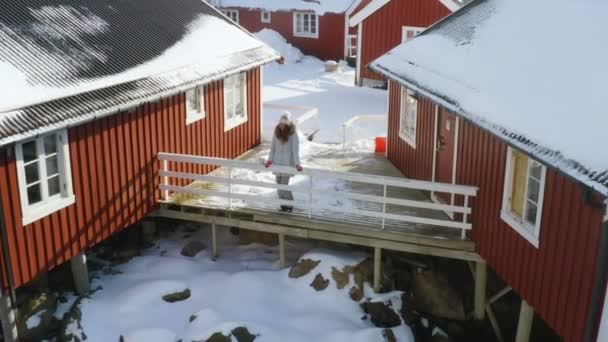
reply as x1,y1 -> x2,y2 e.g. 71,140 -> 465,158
279,111 -> 292,124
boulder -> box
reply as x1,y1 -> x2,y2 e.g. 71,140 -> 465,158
162,289 -> 191,303
58,296 -> 87,342
17,291 -> 58,341
349,286 -> 364,302
288,259 -> 320,279
411,270 -> 465,321
331,267 -> 349,289
231,326 -> 257,342
361,301 -> 401,328
181,241 -> 206,257
382,329 -> 397,342
206,332 -> 231,342
352,258 -> 373,290
310,273 -> 330,291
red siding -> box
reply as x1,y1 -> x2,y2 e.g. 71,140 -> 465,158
386,83 -> 606,342
0,68 -> 262,289
359,0 -> 450,81
227,8 -> 346,61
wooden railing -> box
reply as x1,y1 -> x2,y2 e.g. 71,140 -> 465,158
158,153 -> 478,239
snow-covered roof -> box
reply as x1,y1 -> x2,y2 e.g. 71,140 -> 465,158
370,0 -> 608,196
215,0 -> 357,15
0,0 -> 280,145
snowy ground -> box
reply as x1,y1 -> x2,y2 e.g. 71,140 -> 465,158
257,29 -> 387,145
77,227 -> 413,341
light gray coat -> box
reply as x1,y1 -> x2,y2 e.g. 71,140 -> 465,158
268,131 -> 300,168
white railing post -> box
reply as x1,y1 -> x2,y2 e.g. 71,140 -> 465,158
308,175 -> 313,219
228,166 -> 233,210
381,184 -> 387,229
461,195 -> 469,239
162,159 -> 169,200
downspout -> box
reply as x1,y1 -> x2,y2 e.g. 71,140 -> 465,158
584,199 -> 608,342
0,193 -> 17,307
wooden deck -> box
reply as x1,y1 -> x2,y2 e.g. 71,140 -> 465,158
155,145 -> 482,262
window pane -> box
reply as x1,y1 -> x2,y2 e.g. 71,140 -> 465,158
48,175 -> 61,196
27,184 -> 42,205
303,15 -> 309,32
527,178 -> 540,203
22,141 -> 38,163
530,162 -> 542,180
297,15 -> 302,32
46,156 -> 59,176
25,162 -> 40,185
186,89 -> 197,112
44,135 -> 57,155
510,151 -> 528,218
525,201 -> 538,226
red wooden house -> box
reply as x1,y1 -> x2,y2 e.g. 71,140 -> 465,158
0,0 -> 279,338
349,0 -> 464,86
371,0 -> 608,341
214,0 -> 362,61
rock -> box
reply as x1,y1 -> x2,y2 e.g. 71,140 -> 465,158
181,241 -> 206,257
231,326 -> 256,342
205,332 -> 231,342
361,301 -> 402,328
349,286 -> 364,302
58,295 -> 88,342
288,259 -> 320,279
310,273 -> 329,291
411,270 -> 465,321
382,328 -> 397,342
353,258 -> 374,290
331,267 -> 349,289
189,314 -> 198,322
162,289 -> 191,303
17,291 -> 58,341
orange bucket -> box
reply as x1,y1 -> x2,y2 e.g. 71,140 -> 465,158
375,137 -> 386,153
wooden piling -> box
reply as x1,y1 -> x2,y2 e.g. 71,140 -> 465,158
279,233 -> 286,269
515,300 -> 534,342
474,261 -> 487,320
374,247 -> 382,293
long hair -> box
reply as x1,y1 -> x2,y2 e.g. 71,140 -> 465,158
275,122 -> 295,143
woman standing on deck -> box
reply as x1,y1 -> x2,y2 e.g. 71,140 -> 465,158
264,112 -> 303,212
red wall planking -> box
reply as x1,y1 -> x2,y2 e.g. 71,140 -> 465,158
227,8 -> 346,61
359,0 -> 450,82
0,68 -> 262,289
386,82 -> 605,342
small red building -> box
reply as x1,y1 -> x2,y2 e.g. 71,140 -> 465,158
349,0 -> 460,86
371,0 -> 608,341
214,0 -> 362,61
0,0 -> 279,337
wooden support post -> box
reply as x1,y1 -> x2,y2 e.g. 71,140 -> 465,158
212,224 -> 218,259
515,300 -> 534,342
474,261 -> 487,320
70,252 -> 90,295
278,233 -> 286,269
0,295 -> 18,342
373,247 -> 382,293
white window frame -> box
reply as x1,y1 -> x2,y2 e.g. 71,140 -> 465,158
223,9 -> 239,23
15,130 -> 75,226
293,12 -> 319,39
223,73 -> 248,131
186,86 -> 205,125
500,147 -> 547,248
401,26 -> 425,43
399,87 -> 417,148
261,11 -> 271,23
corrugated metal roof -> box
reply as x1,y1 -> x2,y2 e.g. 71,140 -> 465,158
0,0 -> 280,144
370,0 -> 608,197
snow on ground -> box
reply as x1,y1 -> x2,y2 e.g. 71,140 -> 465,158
80,227 -> 414,341
255,30 -> 387,145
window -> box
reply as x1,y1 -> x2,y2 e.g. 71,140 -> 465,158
401,26 -> 425,43
261,11 -> 271,23
223,73 -> 247,131
186,86 -> 205,125
399,88 -> 418,147
223,10 -> 239,23
293,12 -> 318,38
15,130 -> 75,225
501,147 -> 547,247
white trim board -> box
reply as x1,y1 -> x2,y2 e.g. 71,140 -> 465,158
349,0 -> 390,27
439,0 -> 465,12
